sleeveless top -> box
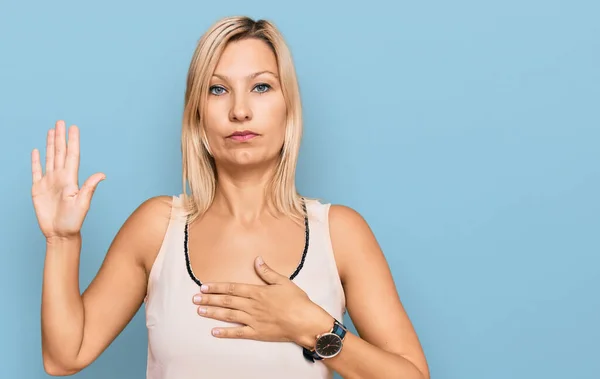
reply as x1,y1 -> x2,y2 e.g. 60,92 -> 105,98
144,195 -> 347,379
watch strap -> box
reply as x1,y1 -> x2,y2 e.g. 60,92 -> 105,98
332,319 -> 347,339
302,346 -> 322,362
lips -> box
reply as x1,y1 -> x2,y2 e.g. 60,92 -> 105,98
227,130 -> 259,142
228,130 -> 257,137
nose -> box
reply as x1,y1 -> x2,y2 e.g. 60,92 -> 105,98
229,93 -> 252,122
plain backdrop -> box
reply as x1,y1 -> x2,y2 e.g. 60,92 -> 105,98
1,1 -> 598,378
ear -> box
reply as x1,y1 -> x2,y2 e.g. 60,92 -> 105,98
254,256 -> 285,285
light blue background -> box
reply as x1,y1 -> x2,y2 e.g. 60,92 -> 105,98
1,1 -> 598,378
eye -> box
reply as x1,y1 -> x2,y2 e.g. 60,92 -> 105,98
253,83 -> 271,93
209,85 -> 227,96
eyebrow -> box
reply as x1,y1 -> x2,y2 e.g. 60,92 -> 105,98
212,70 -> 279,81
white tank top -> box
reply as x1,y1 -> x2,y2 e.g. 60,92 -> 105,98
144,195 -> 346,378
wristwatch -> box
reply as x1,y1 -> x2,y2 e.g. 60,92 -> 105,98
302,319 -> 347,362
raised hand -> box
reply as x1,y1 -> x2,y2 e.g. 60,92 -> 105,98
31,120 -> 105,241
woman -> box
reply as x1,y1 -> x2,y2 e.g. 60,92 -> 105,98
31,16 -> 429,379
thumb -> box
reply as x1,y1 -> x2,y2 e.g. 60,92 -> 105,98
255,256 -> 285,285
79,172 -> 106,204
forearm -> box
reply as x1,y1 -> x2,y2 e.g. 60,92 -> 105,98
41,235 -> 85,372
298,311 -> 427,379
321,332 -> 427,379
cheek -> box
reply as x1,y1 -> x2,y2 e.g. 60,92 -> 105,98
204,104 -> 232,151
257,96 -> 287,138
204,102 -> 226,134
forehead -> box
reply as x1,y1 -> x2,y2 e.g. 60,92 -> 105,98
214,38 -> 278,77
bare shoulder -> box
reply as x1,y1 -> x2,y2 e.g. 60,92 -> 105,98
109,195 -> 175,274
327,204 -> 380,280
328,204 -> 370,227
117,195 -> 173,238
129,195 -> 174,224
328,204 -> 367,225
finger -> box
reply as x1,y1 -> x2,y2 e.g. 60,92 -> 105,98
65,125 -> 80,182
200,282 -> 261,299
31,149 -> 43,183
192,293 -> 254,311
197,306 -> 251,325
54,120 -> 66,170
254,256 -> 286,285
211,326 -> 255,340
79,172 -> 106,205
45,129 -> 55,173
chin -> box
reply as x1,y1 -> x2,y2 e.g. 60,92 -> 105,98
224,149 -> 281,168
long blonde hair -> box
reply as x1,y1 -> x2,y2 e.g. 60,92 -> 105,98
181,16 -> 306,224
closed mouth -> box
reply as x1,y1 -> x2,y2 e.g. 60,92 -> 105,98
226,130 -> 260,142
228,130 -> 259,137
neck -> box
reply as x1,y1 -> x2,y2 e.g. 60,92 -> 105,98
211,160 -> 279,222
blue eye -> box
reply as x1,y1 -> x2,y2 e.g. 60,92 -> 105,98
253,83 -> 271,93
209,86 -> 226,96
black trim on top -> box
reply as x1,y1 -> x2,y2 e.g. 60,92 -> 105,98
184,200 -> 309,287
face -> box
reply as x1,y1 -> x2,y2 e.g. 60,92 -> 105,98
203,38 -> 287,169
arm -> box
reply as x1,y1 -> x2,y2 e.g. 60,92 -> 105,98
41,196 -> 172,376
316,205 -> 430,379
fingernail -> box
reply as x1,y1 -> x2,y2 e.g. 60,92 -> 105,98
201,284 -> 209,292
193,295 -> 202,303
198,307 -> 207,314
212,329 -> 220,336
257,256 -> 264,266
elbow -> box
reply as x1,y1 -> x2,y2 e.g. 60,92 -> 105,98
417,365 -> 430,379
393,353 -> 430,379
43,361 -> 79,377
413,363 -> 430,379
42,351 -> 82,376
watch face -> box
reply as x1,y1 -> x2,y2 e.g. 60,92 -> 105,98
315,333 -> 343,358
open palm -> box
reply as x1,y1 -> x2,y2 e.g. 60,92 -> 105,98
31,120 -> 105,240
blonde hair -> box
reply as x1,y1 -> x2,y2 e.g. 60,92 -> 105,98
181,16 -> 306,224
